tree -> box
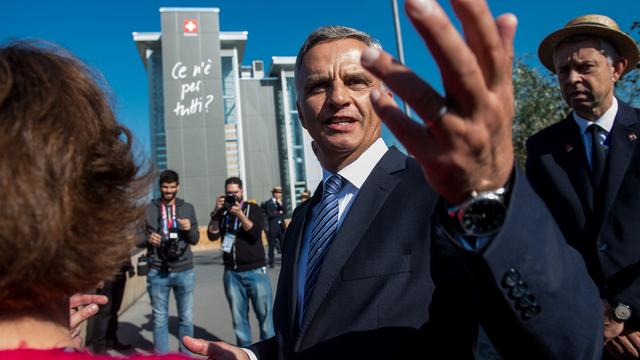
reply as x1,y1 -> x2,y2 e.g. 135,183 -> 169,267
615,22 -> 640,107
512,57 -> 568,167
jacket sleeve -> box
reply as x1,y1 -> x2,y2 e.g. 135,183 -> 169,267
264,200 -> 278,218
430,167 -> 603,359
182,203 -> 200,245
249,336 -> 278,359
207,213 -> 222,241
237,203 -> 265,244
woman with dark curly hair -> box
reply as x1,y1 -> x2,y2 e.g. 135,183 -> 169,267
0,41 -> 185,359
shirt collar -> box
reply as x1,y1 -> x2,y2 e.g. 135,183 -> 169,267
321,138 -> 388,190
573,97 -> 618,135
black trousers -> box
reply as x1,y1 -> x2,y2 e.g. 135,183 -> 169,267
267,224 -> 285,266
86,273 -> 127,350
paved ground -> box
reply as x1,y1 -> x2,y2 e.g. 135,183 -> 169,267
113,248 -> 281,356
111,248 -> 500,359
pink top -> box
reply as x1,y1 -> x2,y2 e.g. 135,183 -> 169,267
0,348 -> 191,359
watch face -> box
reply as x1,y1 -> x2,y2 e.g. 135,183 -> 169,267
615,304 -> 632,321
460,198 -> 507,236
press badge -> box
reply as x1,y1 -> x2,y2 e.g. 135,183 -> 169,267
169,231 -> 178,239
222,233 -> 235,253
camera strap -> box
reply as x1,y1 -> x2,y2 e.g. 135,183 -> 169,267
223,202 -> 247,234
161,202 -> 177,239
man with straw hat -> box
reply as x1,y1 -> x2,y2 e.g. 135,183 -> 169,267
527,14 -> 640,358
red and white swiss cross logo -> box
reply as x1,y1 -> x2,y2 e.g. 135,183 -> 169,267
183,19 -> 198,35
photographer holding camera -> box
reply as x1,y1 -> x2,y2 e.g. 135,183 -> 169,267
142,169 -> 199,354
207,177 -> 274,347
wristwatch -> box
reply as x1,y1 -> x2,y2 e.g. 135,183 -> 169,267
447,187 -> 507,237
614,302 -> 632,322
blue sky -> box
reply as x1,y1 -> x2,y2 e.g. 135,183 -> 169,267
1,0 -> 637,154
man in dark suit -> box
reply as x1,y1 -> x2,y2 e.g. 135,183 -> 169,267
526,14 -> 640,359
262,186 -> 287,268
184,1 -> 603,358
85,263 -> 133,353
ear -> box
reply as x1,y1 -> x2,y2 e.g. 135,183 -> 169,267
612,57 -> 629,82
296,101 -> 307,130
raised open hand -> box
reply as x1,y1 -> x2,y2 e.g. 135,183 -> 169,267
361,0 -> 517,204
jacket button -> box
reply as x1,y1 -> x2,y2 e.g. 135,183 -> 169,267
510,281 -> 528,299
516,294 -> 536,310
597,242 -> 609,252
502,268 -> 520,288
523,304 -> 541,319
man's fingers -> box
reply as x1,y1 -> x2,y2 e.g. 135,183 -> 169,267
183,336 -> 210,355
69,294 -> 108,309
449,0 -> 504,87
369,89 -> 433,160
182,336 -> 248,359
69,293 -> 106,330
404,0 -> 486,109
607,338 -> 626,359
69,303 -> 99,329
627,331 -> 640,349
495,13 -> 517,65
618,335 -> 640,357
361,47 -> 445,127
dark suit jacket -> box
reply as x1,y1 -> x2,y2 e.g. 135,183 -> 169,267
527,100 -> 640,326
263,198 -> 286,233
252,146 -> 602,359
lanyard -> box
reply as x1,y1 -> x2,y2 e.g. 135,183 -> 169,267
224,202 -> 244,233
161,202 -> 177,238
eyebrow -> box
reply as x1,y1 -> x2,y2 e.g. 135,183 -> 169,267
303,70 -> 374,93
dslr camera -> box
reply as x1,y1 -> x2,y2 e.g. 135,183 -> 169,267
136,254 -> 149,276
224,193 -> 237,209
161,235 -> 182,261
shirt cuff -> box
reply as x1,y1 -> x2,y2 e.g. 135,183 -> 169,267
454,233 -> 491,251
241,348 -> 258,360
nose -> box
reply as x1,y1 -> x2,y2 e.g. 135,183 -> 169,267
326,81 -> 350,108
567,69 -> 581,84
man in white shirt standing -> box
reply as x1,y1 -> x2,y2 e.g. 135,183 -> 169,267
526,14 -> 640,359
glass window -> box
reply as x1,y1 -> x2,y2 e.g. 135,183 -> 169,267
286,77 -> 297,112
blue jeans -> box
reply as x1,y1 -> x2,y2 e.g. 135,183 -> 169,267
223,267 -> 275,346
147,268 -> 195,354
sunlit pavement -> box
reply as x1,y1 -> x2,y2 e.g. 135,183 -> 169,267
112,249 -> 281,357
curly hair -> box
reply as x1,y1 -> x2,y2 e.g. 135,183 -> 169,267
0,41 -> 149,312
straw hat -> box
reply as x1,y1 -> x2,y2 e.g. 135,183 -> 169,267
272,186 -> 283,193
538,14 -> 639,75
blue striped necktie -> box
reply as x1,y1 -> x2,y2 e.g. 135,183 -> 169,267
303,174 -> 344,318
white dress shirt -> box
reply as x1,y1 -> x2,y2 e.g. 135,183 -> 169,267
573,97 -> 617,167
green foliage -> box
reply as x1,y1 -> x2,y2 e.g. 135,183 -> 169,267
615,22 -> 640,107
512,57 -> 568,168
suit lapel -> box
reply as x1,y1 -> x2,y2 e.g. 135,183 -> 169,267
601,101 -> 640,218
297,147 -> 405,342
557,116 -> 595,212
